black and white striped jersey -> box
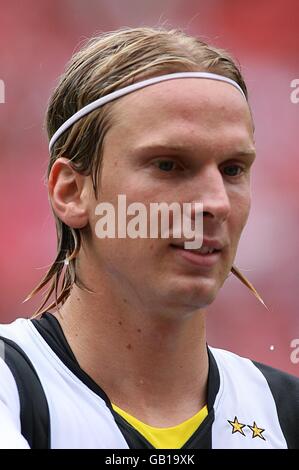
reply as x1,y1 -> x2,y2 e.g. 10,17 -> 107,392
0,313 -> 298,449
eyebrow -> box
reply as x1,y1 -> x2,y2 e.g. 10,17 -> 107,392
132,143 -> 256,159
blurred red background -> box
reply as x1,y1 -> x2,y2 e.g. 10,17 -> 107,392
0,0 -> 298,375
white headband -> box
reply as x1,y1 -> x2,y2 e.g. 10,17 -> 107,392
49,71 -> 246,152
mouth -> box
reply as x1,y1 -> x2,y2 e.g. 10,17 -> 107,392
170,241 -> 223,268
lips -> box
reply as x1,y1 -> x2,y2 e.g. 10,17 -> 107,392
171,238 -> 224,251
170,238 -> 224,267
186,245 -> 218,255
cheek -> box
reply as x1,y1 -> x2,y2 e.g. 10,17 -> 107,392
241,192 -> 251,228
230,190 -> 251,241
87,237 -> 159,285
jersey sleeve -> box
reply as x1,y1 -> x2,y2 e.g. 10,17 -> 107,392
253,361 -> 299,449
0,357 -> 30,449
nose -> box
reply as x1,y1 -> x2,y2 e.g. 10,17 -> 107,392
190,165 -> 231,223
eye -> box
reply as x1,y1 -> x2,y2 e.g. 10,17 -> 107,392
222,164 -> 244,177
154,160 -> 178,172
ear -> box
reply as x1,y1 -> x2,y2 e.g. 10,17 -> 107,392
48,157 -> 89,229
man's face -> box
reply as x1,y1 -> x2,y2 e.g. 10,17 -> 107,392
85,78 -> 255,317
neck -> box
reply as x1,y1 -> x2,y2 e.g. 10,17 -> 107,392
54,281 -> 209,427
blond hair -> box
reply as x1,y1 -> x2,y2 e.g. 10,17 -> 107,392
25,26 -> 265,315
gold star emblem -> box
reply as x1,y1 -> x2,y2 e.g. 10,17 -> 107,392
228,416 -> 246,436
248,421 -> 266,440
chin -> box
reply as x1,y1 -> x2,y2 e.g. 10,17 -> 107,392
165,275 -> 221,311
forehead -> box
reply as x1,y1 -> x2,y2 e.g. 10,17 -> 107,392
106,78 -> 254,150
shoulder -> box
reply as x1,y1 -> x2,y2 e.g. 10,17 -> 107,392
210,345 -> 299,391
252,361 -> 299,449
252,359 -> 299,395
209,346 -> 299,449
0,354 -> 20,411
0,318 -> 31,343
0,321 -> 34,449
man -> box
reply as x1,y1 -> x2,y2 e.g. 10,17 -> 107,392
0,26 -> 298,449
